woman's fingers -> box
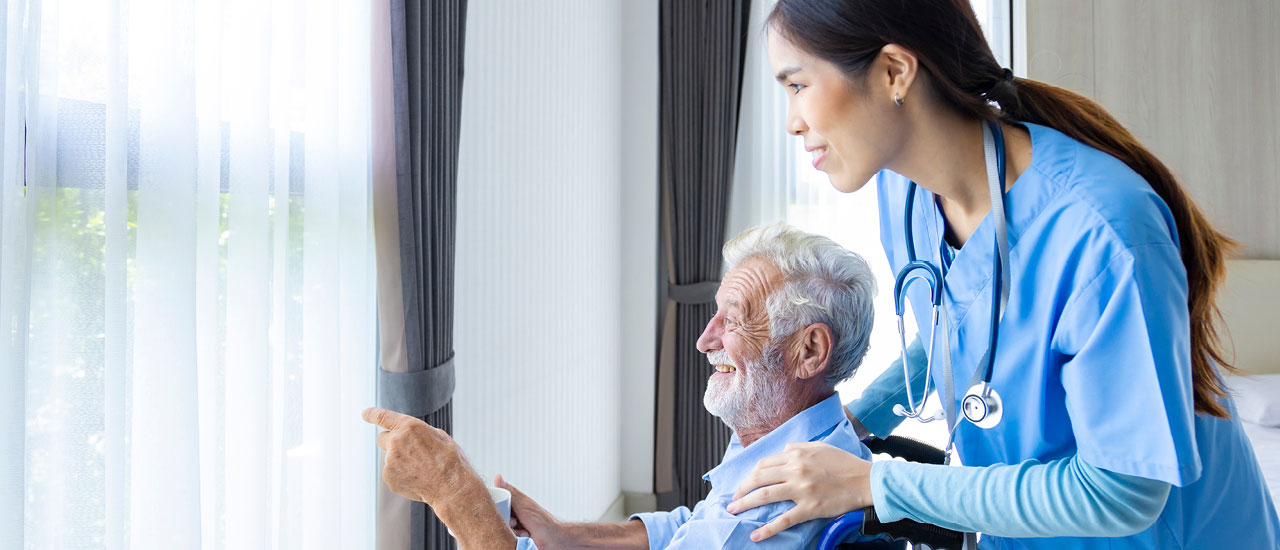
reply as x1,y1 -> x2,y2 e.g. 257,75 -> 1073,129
729,454 -> 791,501
750,508 -> 808,542
728,481 -> 793,515
731,464 -> 790,503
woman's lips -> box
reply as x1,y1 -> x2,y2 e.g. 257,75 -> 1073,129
812,149 -> 827,170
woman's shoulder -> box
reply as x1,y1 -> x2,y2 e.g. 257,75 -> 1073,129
1023,122 -> 1181,252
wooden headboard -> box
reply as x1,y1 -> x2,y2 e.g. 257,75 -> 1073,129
1217,260 -> 1280,375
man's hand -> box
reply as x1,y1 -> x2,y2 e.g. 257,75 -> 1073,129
496,474 -> 570,546
362,407 -> 516,550
363,407 -> 471,504
496,474 -> 649,550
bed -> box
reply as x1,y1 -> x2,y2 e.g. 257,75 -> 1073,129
1242,421 -> 1280,507
1218,260 -> 1280,519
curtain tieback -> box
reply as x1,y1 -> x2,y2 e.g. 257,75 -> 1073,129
378,354 -> 456,418
668,281 -> 719,304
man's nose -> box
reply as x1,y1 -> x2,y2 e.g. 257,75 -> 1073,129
696,318 -> 722,353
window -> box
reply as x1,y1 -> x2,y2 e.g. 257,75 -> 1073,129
0,1 -> 376,547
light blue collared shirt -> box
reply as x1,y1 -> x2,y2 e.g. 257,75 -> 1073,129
628,393 -> 871,549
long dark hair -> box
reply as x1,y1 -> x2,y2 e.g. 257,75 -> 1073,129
767,0 -> 1238,418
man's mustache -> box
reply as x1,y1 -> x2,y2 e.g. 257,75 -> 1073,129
706,349 -> 738,369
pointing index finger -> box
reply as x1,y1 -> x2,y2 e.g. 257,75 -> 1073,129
362,407 -> 410,430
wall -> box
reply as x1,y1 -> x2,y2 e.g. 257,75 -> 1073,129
1026,0 -> 1280,258
618,0 -> 660,500
452,0 -> 627,521
451,0 -> 662,521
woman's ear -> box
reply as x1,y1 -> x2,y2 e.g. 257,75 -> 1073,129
877,43 -> 919,104
792,323 -> 834,381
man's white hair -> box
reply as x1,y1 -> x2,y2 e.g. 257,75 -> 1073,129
722,222 -> 876,387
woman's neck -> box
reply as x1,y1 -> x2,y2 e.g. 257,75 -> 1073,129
889,112 -> 1031,247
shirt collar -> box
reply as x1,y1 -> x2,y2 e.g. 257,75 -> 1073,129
702,393 -> 847,490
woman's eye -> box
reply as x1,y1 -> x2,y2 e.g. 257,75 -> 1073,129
789,83 -> 806,94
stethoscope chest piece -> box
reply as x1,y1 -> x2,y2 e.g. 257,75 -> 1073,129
962,382 -> 1003,429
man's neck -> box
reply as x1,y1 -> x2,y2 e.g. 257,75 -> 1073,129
734,389 -> 832,447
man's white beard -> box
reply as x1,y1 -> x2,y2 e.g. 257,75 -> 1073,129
702,346 -> 790,434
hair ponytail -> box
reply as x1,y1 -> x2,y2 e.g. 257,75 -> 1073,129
769,0 -> 1240,417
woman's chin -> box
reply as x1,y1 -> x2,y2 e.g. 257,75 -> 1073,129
828,171 -> 874,194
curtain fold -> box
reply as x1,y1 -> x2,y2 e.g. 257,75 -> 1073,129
654,0 -> 753,511
383,0 -> 468,548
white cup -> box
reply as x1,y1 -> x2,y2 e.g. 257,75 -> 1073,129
490,486 -> 512,524
448,486 -> 512,538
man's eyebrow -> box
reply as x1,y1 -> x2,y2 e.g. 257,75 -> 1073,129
775,66 -> 800,83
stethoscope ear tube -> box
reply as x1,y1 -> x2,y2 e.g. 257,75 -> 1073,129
892,262 -> 944,316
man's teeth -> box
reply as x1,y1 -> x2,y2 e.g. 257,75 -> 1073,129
714,365 -> 737,373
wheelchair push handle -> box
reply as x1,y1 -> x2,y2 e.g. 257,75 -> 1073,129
816,507 -> 965,550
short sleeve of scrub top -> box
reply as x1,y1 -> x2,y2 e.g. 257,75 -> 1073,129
1050,241 -> 1201,485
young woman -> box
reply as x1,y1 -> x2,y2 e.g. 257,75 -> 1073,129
725,1 -> 1280,548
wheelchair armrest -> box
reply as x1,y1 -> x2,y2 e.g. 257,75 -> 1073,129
863,435 -> 947,465
818,508 -> 964,550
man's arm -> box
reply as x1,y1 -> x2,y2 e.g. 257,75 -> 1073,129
363,408 -> 517,550
433,478 -> 519,549
548,522 -> 649,550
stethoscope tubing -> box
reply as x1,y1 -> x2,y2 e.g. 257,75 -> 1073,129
894,119 -> 1009,431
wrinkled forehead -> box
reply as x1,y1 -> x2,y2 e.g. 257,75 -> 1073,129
715,256 -> 784,314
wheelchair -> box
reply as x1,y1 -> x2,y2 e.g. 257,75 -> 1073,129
816,436 -> 967,550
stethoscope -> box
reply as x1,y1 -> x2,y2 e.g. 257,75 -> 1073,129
891,119 -> 1012,449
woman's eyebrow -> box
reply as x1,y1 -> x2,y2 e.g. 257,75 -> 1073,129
775,66 -> 801,83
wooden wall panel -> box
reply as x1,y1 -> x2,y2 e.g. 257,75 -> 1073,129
1027,0 -> 1280,258
1025,0 -> 1094,97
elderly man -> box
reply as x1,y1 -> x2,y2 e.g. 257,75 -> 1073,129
363,223 -> 877,548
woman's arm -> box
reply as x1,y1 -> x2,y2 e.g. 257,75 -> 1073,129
872,454 -> 1170,538
730,445 -> 1169,541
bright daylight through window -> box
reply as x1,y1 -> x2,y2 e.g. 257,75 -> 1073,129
0,0 -> 376,548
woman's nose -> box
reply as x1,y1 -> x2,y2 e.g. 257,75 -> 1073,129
787,113 -> 808,136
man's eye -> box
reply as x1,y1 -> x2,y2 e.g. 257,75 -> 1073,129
789,83 -> 806,94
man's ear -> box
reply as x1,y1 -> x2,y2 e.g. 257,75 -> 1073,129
791,323 -> 833,381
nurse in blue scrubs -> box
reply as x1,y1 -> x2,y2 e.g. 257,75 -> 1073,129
725,1 -> 1280,548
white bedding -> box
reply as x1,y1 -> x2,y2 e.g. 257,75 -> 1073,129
1242,421 -> 1280,517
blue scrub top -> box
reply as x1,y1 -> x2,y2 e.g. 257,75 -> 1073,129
875,122 -> 1279,549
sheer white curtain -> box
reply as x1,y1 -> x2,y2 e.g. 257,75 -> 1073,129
0,0 -> 376,548
729,0 -> 1013,448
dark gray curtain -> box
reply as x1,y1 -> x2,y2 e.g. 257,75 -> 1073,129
384,0 -> 467,548
655,0 -> 752,511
